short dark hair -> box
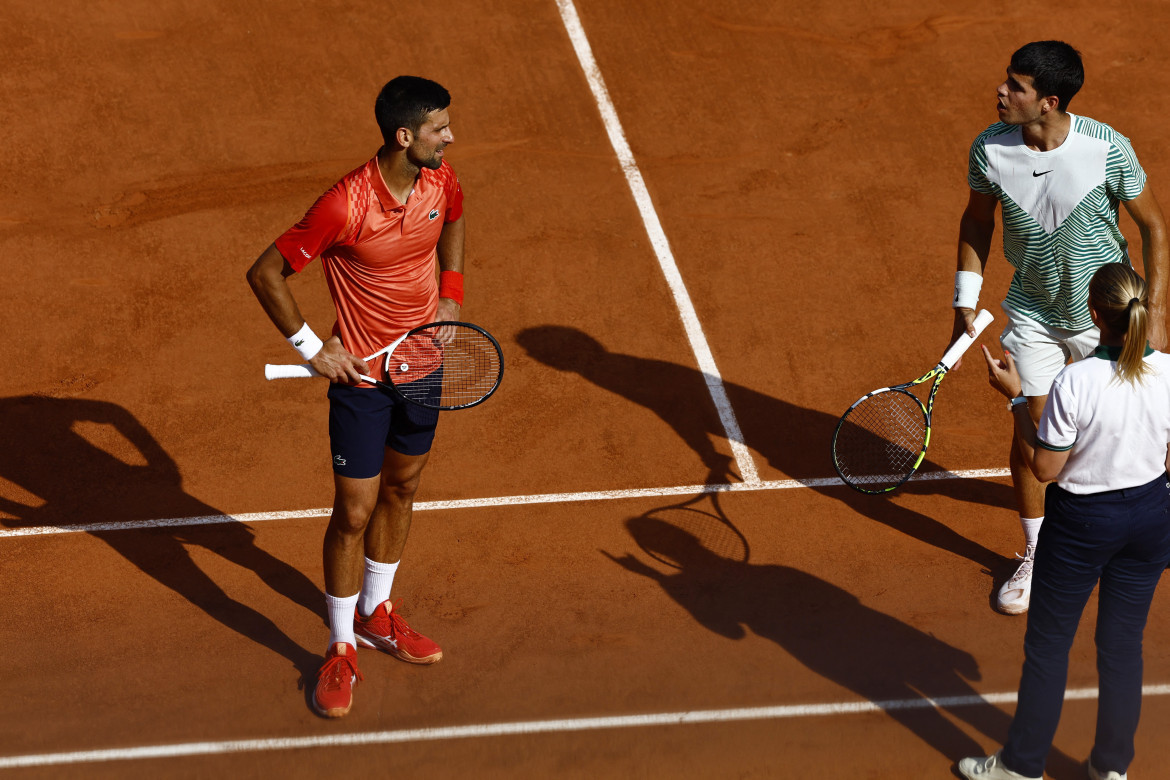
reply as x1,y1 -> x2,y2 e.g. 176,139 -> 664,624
374,76 -> 451,145
1010,41 -> 1084,112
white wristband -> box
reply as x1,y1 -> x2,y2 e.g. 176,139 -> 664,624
287,322 -> 323,360
953,271 -> 982,309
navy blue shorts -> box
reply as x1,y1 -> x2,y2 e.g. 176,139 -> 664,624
327,381 -> 439,479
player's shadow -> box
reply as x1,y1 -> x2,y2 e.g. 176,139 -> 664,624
0,394 -> 323,678
517,326 -> 1013,571
606,516 -> 1084,778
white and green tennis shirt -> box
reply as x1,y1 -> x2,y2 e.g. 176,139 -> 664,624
968,114 -> 1146,330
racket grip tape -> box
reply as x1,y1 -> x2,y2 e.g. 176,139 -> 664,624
264,363 -> 319,379
939,308 -> 994,369
263,364 -> 383,389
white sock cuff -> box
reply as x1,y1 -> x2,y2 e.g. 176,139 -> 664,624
364,557 -> 401,574
1020,516 -> 1044,548
358,558 -> 400,618
325,591 -> 360,648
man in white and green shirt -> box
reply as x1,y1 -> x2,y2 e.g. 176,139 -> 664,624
947,40 -> 1168,616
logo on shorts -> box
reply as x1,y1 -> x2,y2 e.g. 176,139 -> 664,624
333,455 -> 347,466
428,209 -> 440,221
299,247 -> 312,258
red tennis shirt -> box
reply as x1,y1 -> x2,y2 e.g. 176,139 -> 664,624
275,156 -> 464,369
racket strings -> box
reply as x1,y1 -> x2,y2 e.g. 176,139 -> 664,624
650,507 -> 749,566
388,326 -> 502,409
834,390 -> 928,490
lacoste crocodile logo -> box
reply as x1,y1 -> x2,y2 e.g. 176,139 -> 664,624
428,209 -> 440,220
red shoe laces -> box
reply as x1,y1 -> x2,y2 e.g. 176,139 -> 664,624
366,603 -> 420,640
389,609 -> 421,639
319,653 -> 363,689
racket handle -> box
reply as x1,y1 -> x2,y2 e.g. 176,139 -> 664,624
939,308 -> 994,369
264,363 -> 319,380
263,364 -> 384,387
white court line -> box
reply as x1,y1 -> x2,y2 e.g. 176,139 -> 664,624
0,468 -> 1011,538
0,3 -> 1094,772
2,684 -> 1167,769
553,0 -> 760,485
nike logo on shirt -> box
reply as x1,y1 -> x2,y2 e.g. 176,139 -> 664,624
1033,170 -> 1053,177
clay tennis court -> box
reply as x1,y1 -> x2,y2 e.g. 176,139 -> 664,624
5,1 -> 1170,777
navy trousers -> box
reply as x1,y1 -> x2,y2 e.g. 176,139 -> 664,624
1001,473 -> 1170,777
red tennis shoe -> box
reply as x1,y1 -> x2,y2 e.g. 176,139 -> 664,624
354,601 -> 443,664
313,642 -> 362,718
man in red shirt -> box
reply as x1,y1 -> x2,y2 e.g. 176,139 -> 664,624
246,76 -> 465,718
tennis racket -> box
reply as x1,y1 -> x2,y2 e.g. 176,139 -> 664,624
265,321 -> 504,411
831,308 -> 994,494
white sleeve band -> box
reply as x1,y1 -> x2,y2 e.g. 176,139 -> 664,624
287,322 -> 323,360
953,271 -> 982,309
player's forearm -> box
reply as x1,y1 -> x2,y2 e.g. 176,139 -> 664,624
1123,189 -> 1169,317
246,244 -> 309,338
1141,226 -> 1169,319
956,214 -> 993,274
437,215 -> 465,274
949,212 -> 994,343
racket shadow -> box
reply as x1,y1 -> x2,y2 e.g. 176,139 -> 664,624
605,516 -> 1082,777
630,490 -> 750,569
517,326 -> 1013,572
0,394 -> 323,678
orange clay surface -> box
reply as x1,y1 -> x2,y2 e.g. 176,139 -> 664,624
4,1 -> 1170,778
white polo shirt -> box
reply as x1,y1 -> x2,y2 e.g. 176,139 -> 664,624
1037,345 -> 1170,494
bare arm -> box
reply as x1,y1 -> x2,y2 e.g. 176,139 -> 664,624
245,243 -> 309,337
437,214 -> 465,275
1122,187 -> 1169,351
245,243 -> 366,383
951,189 -> 998,342
435,214 -> 465,324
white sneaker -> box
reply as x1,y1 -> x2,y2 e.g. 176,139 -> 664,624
997,545 -> 1036,615
957,752 -> 1041,779
1087,760 -> 1127,780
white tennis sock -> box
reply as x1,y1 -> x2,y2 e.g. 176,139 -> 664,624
357,557 -> 400,618
1021,516 -> 1043,552
325,592 -> 360,649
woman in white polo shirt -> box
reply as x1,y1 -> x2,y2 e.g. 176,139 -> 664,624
958,262 -> 1170,780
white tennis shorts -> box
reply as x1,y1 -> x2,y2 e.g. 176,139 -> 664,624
999,303 -> 1099,397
